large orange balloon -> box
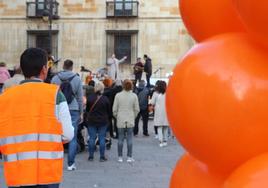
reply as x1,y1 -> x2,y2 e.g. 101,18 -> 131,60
180,0 -> 245,42
167,33 -> 268,174
170,153 -> 224,188
233,0 -> 268,44
224,153 -> 268,188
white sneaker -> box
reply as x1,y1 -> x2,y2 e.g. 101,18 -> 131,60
118,157 -> 123,163
127,157 -> 135,163
162,142 -> 168,147
154,135 -> 158,139
67,163 -> 76,171
159,143 -> 164,147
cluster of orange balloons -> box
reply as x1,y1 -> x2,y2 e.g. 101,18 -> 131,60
166,0 -> 268,187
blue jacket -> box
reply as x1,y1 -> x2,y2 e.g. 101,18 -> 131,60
135,86 -> 149,110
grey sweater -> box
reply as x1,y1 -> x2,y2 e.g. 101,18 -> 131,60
51,70 -> 83,114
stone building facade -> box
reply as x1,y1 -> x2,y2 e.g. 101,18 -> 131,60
0,0 -> 193,80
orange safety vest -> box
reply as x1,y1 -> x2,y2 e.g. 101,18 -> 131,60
0,82 -> 64,187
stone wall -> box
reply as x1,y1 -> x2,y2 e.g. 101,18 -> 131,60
0,0 -> 193,79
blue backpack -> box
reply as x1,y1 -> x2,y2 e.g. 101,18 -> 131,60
58,74 -> 77,104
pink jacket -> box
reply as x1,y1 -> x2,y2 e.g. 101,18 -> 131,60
0,67 -> 11,84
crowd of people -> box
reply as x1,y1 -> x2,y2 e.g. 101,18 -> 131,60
0,48 -> 171,188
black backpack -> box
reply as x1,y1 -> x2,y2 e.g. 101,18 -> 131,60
58,74 -> 77,104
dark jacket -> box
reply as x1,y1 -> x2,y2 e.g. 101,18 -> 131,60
134,62 -> 144,75
135,86 -> 149,110
144,58 -> 152,75
86,93 -> 110,126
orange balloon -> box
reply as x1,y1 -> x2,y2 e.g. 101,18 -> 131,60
180,0 -> 246,42
233,0 -> 268,44
224,153 -> 268,188
170,153 -> 224,188
167,33 -> 268,174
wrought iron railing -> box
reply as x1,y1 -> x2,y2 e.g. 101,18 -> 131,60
106,1 -> 139,18
26,1 -> 59,19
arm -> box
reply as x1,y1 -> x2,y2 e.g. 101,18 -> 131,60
76,77 -> 84,115
106,98 -> 112,119
5,70 -> 10,79
113,94 -> 119,118
150,92 -> 157,106
117,56 -> 127,64
56,91 -> 74,142
134,95 -> 140,117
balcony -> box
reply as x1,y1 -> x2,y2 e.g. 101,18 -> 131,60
106,1 -> 139,18
26,1 -> 59,19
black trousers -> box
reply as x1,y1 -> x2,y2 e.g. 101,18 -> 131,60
134,109 -> 149,135
146,73 -> 151,87
134,73 -> 142,88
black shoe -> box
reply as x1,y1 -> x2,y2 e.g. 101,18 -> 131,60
106,145 -> 111,150
143,133 -> 150,137
88,156 -> 94,161
100,157 -> 108,162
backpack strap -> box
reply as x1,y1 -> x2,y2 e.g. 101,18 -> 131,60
57,73 -> 77,82
57,73 -> 78,98
89,96 -> 102,113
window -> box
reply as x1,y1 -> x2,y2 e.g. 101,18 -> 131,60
114,35 -> 132,63
27,30 -> 59,58
106,30 -> 138,64
26,0 -> 59,18
106,0 -> 139,17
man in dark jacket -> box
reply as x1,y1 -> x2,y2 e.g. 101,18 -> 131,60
134,80 -> 150,136
133,57 -> 144,88
144,54 -> 152,87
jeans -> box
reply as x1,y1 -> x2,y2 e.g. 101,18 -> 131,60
87,125 -> 107,158
134,109 -> 149,135
118,127 -> 133,157
157,126 -> 169,142
9,184 -> 59,188
154,126 -> 158,135
68,110 -> 80,166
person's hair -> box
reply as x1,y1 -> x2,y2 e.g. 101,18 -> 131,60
0,62 -> 6,67
63,59 -> 73,70
123,79 -> 133,91
94,82 -> 105,94
88,80 -> 95,87
103,78 -> 113,88
154,80 -> 162,92
157,81 -> 167,94
144,54 -> 148,59
20,48 -> 48,78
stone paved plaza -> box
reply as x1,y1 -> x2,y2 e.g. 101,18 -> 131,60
0,121 -> 184,188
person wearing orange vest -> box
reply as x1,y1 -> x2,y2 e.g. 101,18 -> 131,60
0,48 -> 74,188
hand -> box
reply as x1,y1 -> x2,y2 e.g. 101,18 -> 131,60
79,114 -> 84,124
124,56 -> 127,60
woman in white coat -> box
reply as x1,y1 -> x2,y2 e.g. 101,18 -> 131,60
150,80 -> 169,147
113,79 -> 140,162
107,54 -> 127,81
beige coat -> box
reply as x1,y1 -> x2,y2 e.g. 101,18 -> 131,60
113,90 -> 140,128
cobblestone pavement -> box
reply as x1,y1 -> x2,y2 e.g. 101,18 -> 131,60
0,121 -> 184,188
